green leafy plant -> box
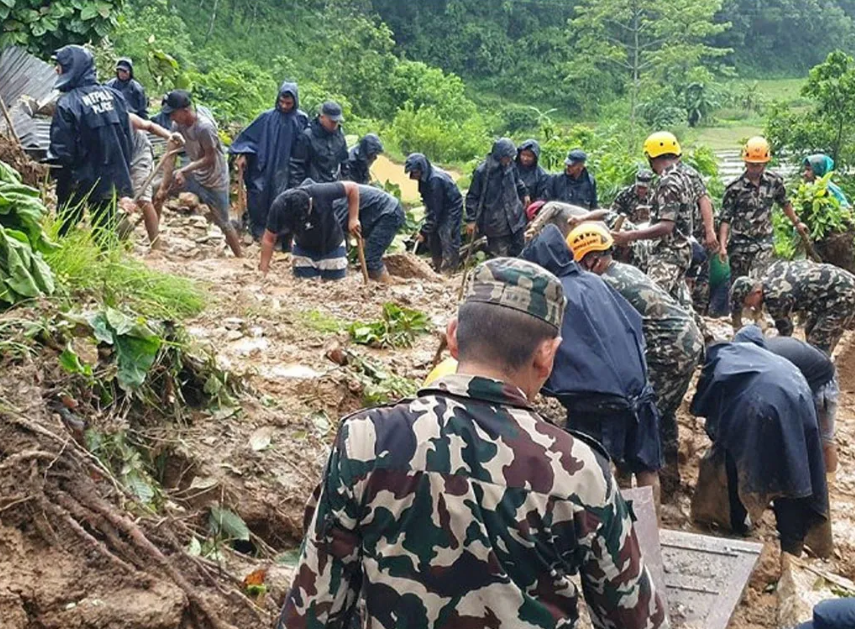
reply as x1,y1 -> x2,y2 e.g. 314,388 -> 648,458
349,303 -> 429,349
346,352 -> 418,406
85,429 -> 163,507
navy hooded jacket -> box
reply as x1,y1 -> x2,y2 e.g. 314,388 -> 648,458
465,138 -> 527,238
546,168 -> 598,210
406,153 -> 463,237
691,325 -> 828,520
521,225 -> 658,421
106,58 -> 148,119
516,139 -> 549,201
289,114 -> 348,185
343,134 -> 383,185
49,46 -> 134,207
230,82 -> 308,233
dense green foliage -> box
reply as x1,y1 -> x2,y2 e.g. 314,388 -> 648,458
0,0 -> 124,55
766,51 -> 855,168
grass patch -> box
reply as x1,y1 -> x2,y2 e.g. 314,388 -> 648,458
43,220 -> 206,320
296,309 -> 345,334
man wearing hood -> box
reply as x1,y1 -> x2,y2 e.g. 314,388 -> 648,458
343,133 -> 383,185
230,82 -> 308,240
106,58 -> 148,119
567,223 -> 703,498
289,101 -> 348,186
804,154 -> 850,208
521,224 -> 664,504
545,149 -> 598,210
691,325 -> 829,561
516,139 -> 549,202
404,153 -> 463,272
49,45 -> 134,235
465,138 -> 529,257
731,259 -> 855,354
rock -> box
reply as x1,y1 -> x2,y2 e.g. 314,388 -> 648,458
325,342 -> 348,366
383,253 -> 438,280
225,330 -> 244,342
224,318 -> 244,330
178,192 -> 200,211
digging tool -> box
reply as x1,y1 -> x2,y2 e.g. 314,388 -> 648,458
128,145 -> 182,228
800,231 -> 823,263
0,95 -> 20,146
613,215 -> 626,232
234,158 -> 247,222
457,230 -> 478,301
356,233 -> 370,284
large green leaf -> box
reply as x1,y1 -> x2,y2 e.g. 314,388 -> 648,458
208,507 -> 250,541
79,4 -> 100,20
115,333 -> 162,390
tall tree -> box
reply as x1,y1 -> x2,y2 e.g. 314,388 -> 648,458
571,0 -> 730,132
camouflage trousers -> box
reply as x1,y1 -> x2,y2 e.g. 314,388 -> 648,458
729,238 -> 775,281
648,348 -> 702,497
485,230 -> 525,258
649,252 -> 712,342
805,301 -> 855,354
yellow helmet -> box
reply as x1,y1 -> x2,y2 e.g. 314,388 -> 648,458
742,136 -> 771,164
643,131 -> 682,159
422,357 -> 458,387
566,223 -> 614,262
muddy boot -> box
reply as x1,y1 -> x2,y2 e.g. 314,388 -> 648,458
368,265 -> 393,284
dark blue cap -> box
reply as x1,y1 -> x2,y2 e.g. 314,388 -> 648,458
321,101 -> 344,122
162,90 -> 192,114
565,149 -> 588,165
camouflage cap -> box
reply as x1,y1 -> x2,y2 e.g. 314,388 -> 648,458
463,258 -> 566,329
730,275 -> 758,310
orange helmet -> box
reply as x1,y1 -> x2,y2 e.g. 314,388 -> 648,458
742,136 -> 771,164
566,223 -> 614,262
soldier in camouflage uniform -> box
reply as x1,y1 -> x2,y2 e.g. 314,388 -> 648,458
720,138 -> 808,298
568,223 -> 704,498
731,259 -> 855,354
281,258 -> 667,629
612,169 -> 654,224
613,133 -> 699,325
678,159 -> 718,314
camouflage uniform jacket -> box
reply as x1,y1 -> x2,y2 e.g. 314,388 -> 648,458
676,162 -> 709,240
649,163 -> 694,264
763,260 -> 855,336
612,184 -> 652,224
601,261 -> 703,369
720,170 -> 788,243
282,374 -> 668,629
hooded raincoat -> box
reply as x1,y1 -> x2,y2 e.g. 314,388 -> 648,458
289,114 -> 348,185
691,325 -> 828,529
516,139 -> 549,201
49,45 -> 134,213
521,225 -> 662,470
343,134 -> 383,185
230,82 -> 308,237
405,153 -> 462,271
805,154 -> 850,207
465,138 -> 527,241
106,58 -> 148,119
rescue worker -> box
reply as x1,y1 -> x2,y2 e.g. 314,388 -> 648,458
522,225 -> 663,503
260,181 -> 360,280
230,81 -> 308,240
797,599 -> 855,629
678,156 -> 718,314
106,57 -> 147,119
731,259 -> 855,354
49,45 -> 134,236
545,149 -> 598,209
342,133 -> 383,185
612,169 -> 654,223
154,90 -> 242,257
289,101 -> 348,185
720,137 -> 808,299
405,152 -> 463,273
332,183 -> 404,282
280,257 -> 666,629
567,223 -> 703,498
765,336 -> 840,474
465,138 -> 529,257
612,132 -> 694,306
516,138 -> 549,202
691,325 -> 829,561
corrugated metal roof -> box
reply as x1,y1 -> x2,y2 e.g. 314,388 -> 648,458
0,46 -> 57,156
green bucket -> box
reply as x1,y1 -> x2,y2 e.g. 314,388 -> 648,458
709,254 -> 731,287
